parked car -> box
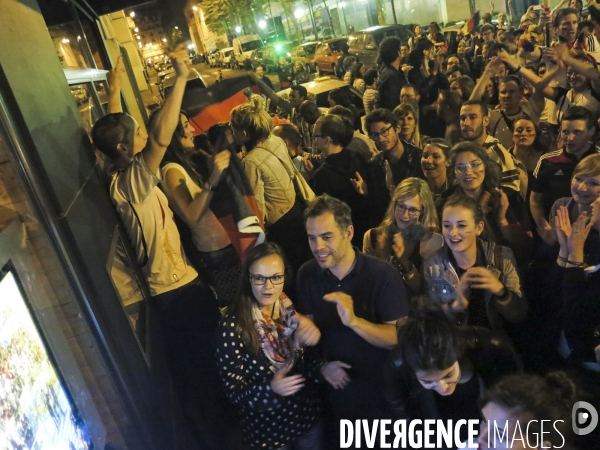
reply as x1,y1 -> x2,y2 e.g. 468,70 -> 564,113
207,48 -> 220,67
277,77 -> 364,114
291,41 -> 319,73
233,34 -> 264,67
250,43 -> 293,72
313,38 -> 348,74
348,25 -> 412,69
159,69 -> 206,99
219,47 -> 235,68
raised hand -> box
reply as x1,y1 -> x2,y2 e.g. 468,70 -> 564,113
554,206 -> 572,254
172,56 -> 190,79
294,314 -> 321,347
107,55 -> 125,88
391,233 -> 406,260
208,150 -> 231,186
323,292 -> 356,327
464,266 -> 506,296
321,361 -> 351,389
567,212 -> 592,260
270,363 -> 305,396
537,221 -> 557,246
350,171 -> 368,196
302,155 -> 314,173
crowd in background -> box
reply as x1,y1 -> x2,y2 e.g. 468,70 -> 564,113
89,2 -> 600,449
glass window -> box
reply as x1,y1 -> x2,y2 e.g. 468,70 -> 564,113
69,83 -> 104,139
328,40 -> 346,52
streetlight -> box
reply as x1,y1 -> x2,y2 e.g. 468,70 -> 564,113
162,38 -> 167,42
235,26 -> 242,33
134,27 -> 139,32
192,5 -> 198,11
188,44 -> 195,49
294,8 -> 304,19
259,20 -> 266,29
175,26 -> 179,30
136,36 -> 141,40
129,12 -> 135,17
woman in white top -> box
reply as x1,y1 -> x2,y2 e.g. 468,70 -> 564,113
160,111 -> 240,307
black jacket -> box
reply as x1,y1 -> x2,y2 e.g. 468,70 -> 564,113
378,65 -> 406,111
366,142 -> 423,227
407,67 -> 450,107
384,326 -> 520,421
311,149 -> 370,247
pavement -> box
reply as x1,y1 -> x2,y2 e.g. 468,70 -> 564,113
139,63 -> 283,109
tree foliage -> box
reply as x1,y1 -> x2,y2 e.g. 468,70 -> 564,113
203,0 -> 265,36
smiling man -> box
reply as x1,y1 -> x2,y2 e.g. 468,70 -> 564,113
295,195 -> 408,444
459,100 -> 525,196
365,108 -> 424,225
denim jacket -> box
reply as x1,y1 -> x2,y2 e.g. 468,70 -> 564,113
422,239 -> 527,330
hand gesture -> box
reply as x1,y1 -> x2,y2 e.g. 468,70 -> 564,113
107,56 -> 125,88
172,56 -> 190,79
321,361 -> 351,389
496,188 -> 510,227
208,150 -> 231,186
539,9 -> 551,27
554,206 -> 572,253
391,233 -> 406,260
294,314 -> 321,347
384,160 -> 395,193
350,171 -> 368,196
270,363 -> 305,396
537,221 -> 557,246
567,212 -> 592,257
479,190 -> 494,215
490,1 -> 495,10
323,292 -> 356,327
464,266 -> 506,296
302,155 -> 315,173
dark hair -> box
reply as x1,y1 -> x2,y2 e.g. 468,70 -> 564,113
512,117 -> 545,154
91,112 -> 136,160
499,74 -> 524,91
562,105 -> 597,130
365,108 -> 399,133
481,13 -> 492,23
429,22 -> 441,34
304,194 -> 353,230
461,99 -> 489,117
316,114 -> 353,147
291,84 -> 308,100
298,100 -> 322,125
364,68 -> 379,86
161,111 -> 210,186
413,24 -> 421,35
254,63 -> 265,71
409,39 -> 434,67
452,76 -> 475,102
379,36 -> 402,66
391,297 -> 463,373
349,62 -> 364,86
228,242 -> 292,355
578,20 -> 594,33
449,142 -> 502,197
442,193 -> 486,225
499,31 -> 517,45
480,24 -> 495,36
273,123 -> 302,150
328,88 -> 349,107
487,42 -> 510,58
439,89 -> 463,114
553,7 -> 579,28
480,372 -> 577,448
328,105 -> 353,122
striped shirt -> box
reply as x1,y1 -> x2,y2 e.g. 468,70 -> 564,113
363,88 -> 380,115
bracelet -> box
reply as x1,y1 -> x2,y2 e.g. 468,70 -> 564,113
566,260 -> 586,267
558,256 -> 568,262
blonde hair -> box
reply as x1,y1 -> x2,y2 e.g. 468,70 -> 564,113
393,103 -> 422,147
572,153 -> 600,179
379,178 -> 438,231
230,95 -> 272,149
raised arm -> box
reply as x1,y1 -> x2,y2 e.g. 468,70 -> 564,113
162,151 -> 231,226
554,44 -> 600,93
507,0 -> 515,26
107,56 -> 124,114
497,50 -> 558,99
143,57 -> 189,174
469,57 -> 502,101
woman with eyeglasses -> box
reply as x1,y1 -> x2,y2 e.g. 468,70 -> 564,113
363,178 -> 444,293
437,142 -> 532,266
423,194 -> 527,330
384,296 -> 520,443
216,242 -> 324,450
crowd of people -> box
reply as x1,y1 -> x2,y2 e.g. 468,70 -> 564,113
90,3 -> 600,449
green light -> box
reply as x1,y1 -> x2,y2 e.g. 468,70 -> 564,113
276,44 -> 282,51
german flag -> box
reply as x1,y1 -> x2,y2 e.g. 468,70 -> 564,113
462,10 -> 481,34
182,75 -> 260,134
180,75 -> 265,260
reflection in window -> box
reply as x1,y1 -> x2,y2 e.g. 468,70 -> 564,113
69,83 -> 104,139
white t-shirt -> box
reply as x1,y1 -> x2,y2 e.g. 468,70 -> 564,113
109,154 -> 197,296
161,162 -> 231,252
550,86 -> 600,125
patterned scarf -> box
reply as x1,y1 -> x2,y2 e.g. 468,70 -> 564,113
252,293 -> 300,373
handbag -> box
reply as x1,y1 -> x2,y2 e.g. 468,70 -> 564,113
255,141 -> 315,205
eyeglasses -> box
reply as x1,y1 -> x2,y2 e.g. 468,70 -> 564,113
369,125 -> 394,141
455,161 -> 484,173
249,274 -> 285,286
395,202 -> 422,217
